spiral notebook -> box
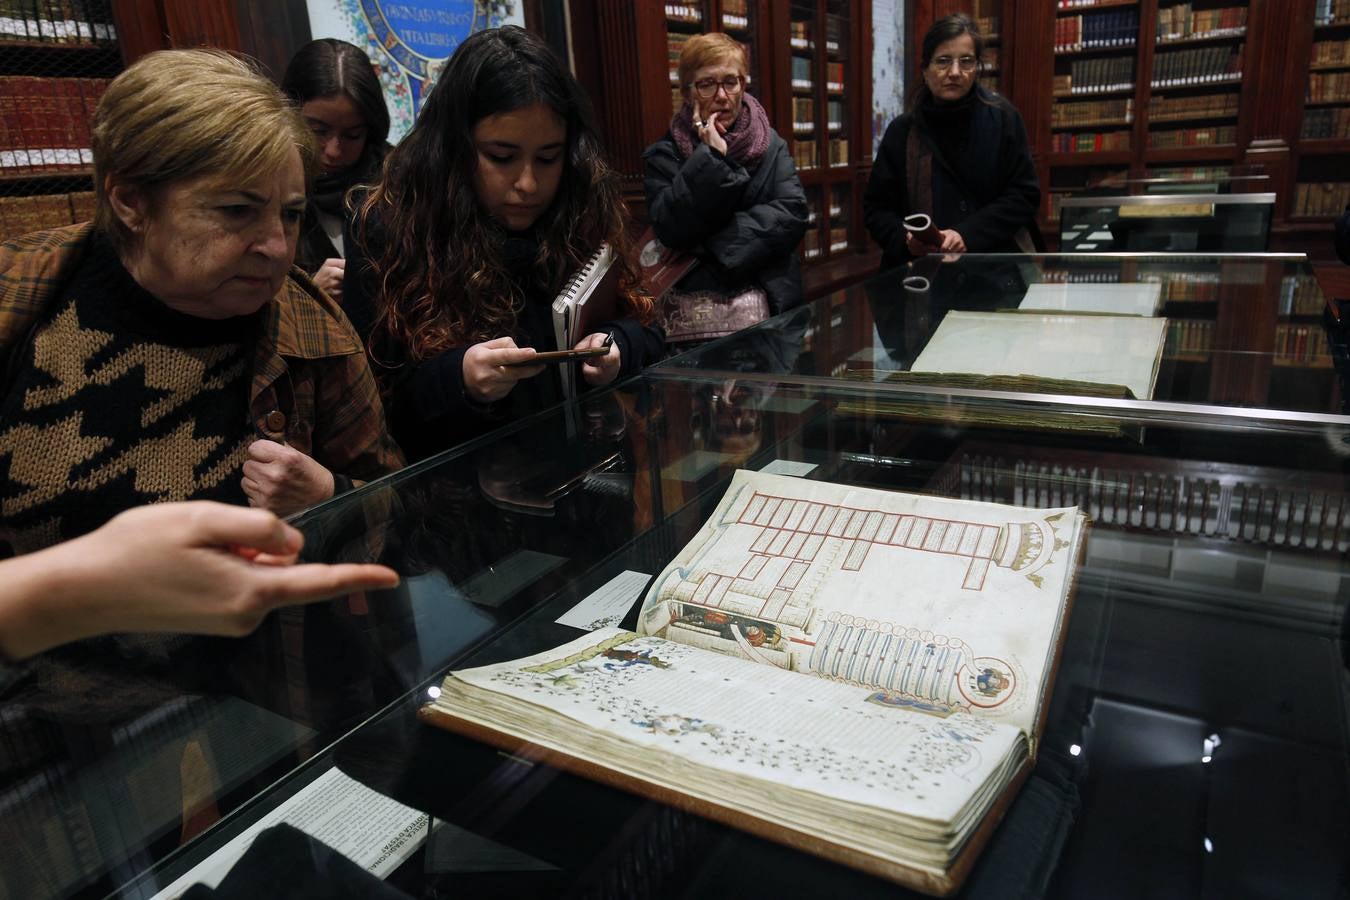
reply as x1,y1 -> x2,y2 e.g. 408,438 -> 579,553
553,243 -> 620,397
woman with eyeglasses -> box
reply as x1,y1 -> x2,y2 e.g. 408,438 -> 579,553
864,14 -> 1041,269
643,32 -> 809,340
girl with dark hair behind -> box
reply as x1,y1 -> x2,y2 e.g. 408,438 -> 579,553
281,38 -> 391,301
346,26 -> 661,461
864,14 -> 1041,270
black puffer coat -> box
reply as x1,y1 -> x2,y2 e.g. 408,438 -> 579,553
644,132 -> 809,315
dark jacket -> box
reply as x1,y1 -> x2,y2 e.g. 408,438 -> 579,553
644,131 -> 809,315
1337,204 -> 1350,266
865,86 -> 1041,270
343,212 -> 664,462
294,144 -> 390,276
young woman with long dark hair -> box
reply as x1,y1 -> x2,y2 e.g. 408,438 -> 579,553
281,38 -> 391,300
346,26 -> 660,460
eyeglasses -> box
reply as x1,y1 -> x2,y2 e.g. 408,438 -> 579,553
929,55 -> 979,72
690,76 -> 744,99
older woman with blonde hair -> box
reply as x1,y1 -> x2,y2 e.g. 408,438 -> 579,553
0,49 -> 402,561
643,32 -> 808,342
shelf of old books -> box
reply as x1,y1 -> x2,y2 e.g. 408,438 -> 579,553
1050,0 -> 1139,156
0,0 -> 120,243
786,0 -> 855,261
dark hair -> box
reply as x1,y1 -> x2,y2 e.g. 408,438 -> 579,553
911,14 -> 986,110
281,38 -> 390,149
354,25 -> 650,363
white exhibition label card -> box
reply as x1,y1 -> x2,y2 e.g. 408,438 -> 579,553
149,768 -> 427,898
758,458 -> 818,477
555,569 -> 652,631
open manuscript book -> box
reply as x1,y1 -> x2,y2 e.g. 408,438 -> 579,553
421,470 -> 1087,895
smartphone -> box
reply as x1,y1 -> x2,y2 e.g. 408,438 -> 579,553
503,344 -> 611,367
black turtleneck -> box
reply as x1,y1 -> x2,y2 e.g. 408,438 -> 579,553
916,88 -> 978,177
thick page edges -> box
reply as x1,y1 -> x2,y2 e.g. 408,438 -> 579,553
417,702 -> 1033,897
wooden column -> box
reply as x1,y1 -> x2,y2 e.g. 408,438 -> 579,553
569,0 -> 673,218
1007,2 -> 1055,219
1241,0 -> 1314,229
1208,261 -> 1280,405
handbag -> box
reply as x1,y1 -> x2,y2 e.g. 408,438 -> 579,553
662,286 -> 770,344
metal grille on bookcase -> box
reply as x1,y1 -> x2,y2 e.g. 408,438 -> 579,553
933,446 -> 1350,553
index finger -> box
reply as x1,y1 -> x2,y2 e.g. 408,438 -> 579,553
260,563 -> 401,608
489,346 -> 541,368
323,258 -> 346,271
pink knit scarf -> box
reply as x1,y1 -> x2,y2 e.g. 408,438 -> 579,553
671,92 -> 772,170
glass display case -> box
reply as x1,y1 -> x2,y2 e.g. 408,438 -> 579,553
660,252 -> 1347,415
1082,166 -> 1271,196
7,361 -> 1348,898
1057,194 -> 1275,252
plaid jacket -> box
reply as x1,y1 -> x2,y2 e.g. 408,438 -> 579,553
0,223 -> 404,486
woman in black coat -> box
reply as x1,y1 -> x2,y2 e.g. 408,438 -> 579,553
644,32 -> 809,325
864,15 -> 1041,271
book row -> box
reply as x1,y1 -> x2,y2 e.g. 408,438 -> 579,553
0,0 -> 116,43
1149,92 -> 1240,122
1151,45 -> 1244,87
1148,124 -> 1236,148
1159,278 -> 1219,303
1310,38 -> 1350,68
791,56 -> 813,89
1053,9 -> 1138,53
0,190 -> 94,243
721,0 -> 748,30
1156,5 -> 1247,42
792,97 -> 814,133
1279,274 -> 1325,317
1058,57 -> 1135,94
1301,106 -> 1350,139
827,137 -> 848,167
1165,319 -> 1215,357
0,76 -> 111,172
1314,0 -> 1350,26
1274,324 -> 1331,366
1039,269 -> 1122,282
953,452 -> 1349,551
1051,98 -> 1133,129
1050,130 -> 1130,153
1308,71 -> 1350,104
827,99 -> 844,130
801,225 -> 849,258
1140,270 -> 1224,301
791,139 -> 817,170
1293,181 -> 1350,217
664,3 -> 701,25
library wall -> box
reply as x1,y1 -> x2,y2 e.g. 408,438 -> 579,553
910,0 -> 1350,261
